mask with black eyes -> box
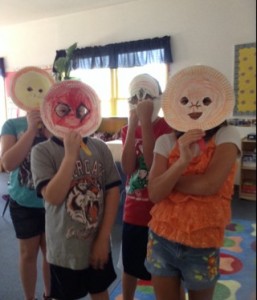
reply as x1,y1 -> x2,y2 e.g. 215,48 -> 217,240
41,80 -> 101,138
10,66 -> 54,111
162,65 -> 235,132
128,74 -> 162,122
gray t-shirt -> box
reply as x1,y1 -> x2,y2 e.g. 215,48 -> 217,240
31,136 -> 121,270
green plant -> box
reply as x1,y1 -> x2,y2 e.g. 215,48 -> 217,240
54,42 -> 77,81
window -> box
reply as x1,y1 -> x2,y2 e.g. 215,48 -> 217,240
55,36 -> 173,117
70,68 -> 112,116
71,63 -> 168,117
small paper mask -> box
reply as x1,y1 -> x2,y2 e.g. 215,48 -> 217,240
41,80 -> 102,138
128,74 -> 162,122
10,66 -> 54,111
162,65 -> 235,131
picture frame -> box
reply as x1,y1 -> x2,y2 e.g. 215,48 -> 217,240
233,42 -> 256,116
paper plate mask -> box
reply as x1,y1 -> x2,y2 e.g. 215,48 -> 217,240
41,80 -> 102,138
129,74 -> 162,122
10,66 -> 54,111
162,65 -> 235,131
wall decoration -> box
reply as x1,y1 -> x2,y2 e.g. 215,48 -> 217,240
234,43 -> 256,116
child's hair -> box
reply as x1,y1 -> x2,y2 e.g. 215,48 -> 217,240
175,121 -> 228,142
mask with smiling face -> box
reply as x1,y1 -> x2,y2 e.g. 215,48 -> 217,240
162,65 -> 235,132
128,74 -> 162,122
10,66 -> 54,111
41,80 -> 101,138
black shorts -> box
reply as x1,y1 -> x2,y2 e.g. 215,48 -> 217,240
50,253 -> 117,300
122,222 -> 151,280
9,198 -> 45,239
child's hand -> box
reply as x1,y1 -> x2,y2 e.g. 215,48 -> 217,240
178,129 -> 205,164
90,237 -> 109,270
63,132 -> 81,158
26,110 -> 42,134
128,108 -> 139,130
137,100 -> 153,124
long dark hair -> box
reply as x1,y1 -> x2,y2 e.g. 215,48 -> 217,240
175,121 -> 228,142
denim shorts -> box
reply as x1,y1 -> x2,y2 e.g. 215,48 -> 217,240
145,230 -> 220,291
50,253 -> 117,299
9,199 -> 45,239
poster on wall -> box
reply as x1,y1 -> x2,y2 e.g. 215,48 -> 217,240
233,42 -> 256,116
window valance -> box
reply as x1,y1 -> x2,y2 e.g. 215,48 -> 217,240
53,36 -> 172,71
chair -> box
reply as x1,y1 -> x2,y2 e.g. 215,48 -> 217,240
2,194 -> 10,217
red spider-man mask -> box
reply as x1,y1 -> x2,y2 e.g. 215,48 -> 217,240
41,80 -> 101,138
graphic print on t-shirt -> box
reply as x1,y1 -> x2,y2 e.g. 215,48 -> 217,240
65,159 -> 104,240
127,141 -> 149,201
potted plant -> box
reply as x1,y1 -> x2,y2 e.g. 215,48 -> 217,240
54,42 -> 77,81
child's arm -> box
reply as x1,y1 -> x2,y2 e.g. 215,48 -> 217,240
175,143 -> 238,195
41,132 -> 81,205
148,129 -> 205,203
137,100 -> 155,168
90,186 -> 120,270
121,110 -> 138,175
1,111 -> 41,171
148,153 -> 188,203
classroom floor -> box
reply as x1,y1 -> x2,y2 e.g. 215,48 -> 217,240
0,172 -> 256,300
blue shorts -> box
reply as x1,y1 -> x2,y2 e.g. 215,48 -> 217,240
145,230 -> 220,291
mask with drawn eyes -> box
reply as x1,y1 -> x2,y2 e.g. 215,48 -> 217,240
10,66 -> 54,111
162,65 -> 235,131
128,74 -> 162,122
41,80 -> 101,138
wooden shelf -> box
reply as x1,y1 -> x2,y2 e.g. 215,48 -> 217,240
240,193 -> 256,201
240,138 -> 256,201
241,165 -> 256,170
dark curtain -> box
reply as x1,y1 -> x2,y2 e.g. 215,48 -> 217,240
53,36 -> 172,72
0,58 -> 6,77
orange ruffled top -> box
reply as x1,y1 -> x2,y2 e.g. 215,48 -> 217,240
149,138 -> 237,248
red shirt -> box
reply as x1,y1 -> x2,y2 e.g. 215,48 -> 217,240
121,118 -> 172,226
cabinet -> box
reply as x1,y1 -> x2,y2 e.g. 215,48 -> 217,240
240,137 -> 256,201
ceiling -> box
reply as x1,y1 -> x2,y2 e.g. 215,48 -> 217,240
0,0 -> 137,27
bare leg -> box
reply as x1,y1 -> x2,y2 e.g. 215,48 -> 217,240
180,284 -> 186,300
19,236 -> 40,300
122,272 -> 138,300
188,286 -> 216,300
151,275 -> 181,300
90,290 -> 109,300
40,233 -> 51,297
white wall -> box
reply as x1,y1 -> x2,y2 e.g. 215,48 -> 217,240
0,0 -> 255,79
0,0 -> 256,183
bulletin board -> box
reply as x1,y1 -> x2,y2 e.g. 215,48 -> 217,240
233,42 -> 256,116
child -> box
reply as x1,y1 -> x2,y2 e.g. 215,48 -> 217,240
120,74 -> 184,300
0,66 -> 54,300
145,65 -> 241,300
31,80 -> 121,300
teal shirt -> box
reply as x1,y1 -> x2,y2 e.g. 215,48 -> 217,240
1,117 -> 45,208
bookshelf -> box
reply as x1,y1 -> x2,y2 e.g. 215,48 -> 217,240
240,137 -> 256,201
